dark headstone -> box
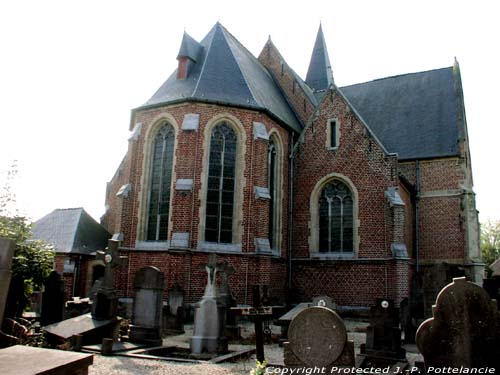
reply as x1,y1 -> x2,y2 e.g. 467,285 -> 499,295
483,277 -> 500,310
283,306 -> 354,371
129,266 -> 165,345
359,298 -> 406,366
92,240 -> 126,320
0,238 -> 15,326
416,277 -> 500,368
4,276 -> 27,320
41,271 -> 65,326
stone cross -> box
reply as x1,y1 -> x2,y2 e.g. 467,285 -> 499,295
96,239 -> 126,290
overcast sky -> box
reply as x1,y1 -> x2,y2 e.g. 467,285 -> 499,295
0,0 -> 498,224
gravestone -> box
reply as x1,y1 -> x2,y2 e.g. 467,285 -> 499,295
358,298 -> 407,368
129,266 -> 165,345
162,283 -> 184,334
218,260 -> 238,338
190,254 -> 227,356
168,283 -> 184,316
0,238 -> 15,326
41,271 -> 65,326
92,240 -> 126,320
416,277 -> 500,368
43,312 -> 120,346
283,306 -> 354,371
483,276 -> 500,310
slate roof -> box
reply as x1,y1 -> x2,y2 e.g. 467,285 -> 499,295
142,23 -> 302,132
306,24 -> 334,93
32,208 -> 111,255
340,67 -> 460,160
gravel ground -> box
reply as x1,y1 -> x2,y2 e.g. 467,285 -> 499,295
88,320 -> 420,375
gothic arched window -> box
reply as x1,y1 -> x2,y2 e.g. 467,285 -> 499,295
146,124 -> 175,241
268,138 -> 278,249
205,122 -> 237,243
319,180 -> 353,253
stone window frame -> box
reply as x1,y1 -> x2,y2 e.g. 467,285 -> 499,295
267,130 -> 284,255
326,118 -> 340,150
309,173 -> 360,259
197,113 -> 246,252
136,113 -> 180,248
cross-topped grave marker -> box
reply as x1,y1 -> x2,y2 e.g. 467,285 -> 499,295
231,285 -> 285,362
93,239 -> 127,320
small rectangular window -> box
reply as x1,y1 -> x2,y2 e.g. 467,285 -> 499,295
329,120 -> 338,148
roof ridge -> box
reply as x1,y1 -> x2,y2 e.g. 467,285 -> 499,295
341,66 -> 453,89
191,25 -> 218,97
218,25 -> 257,105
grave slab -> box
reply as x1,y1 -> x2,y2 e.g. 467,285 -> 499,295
0,345 -> 93,375
43,313 -> 120,345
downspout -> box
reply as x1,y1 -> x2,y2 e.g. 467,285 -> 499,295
415,160 -> 420,273
287,131 -> 296,298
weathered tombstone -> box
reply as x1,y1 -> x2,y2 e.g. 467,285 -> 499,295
416,277 -> 500,368
3,276 -> 26,320
283,306 -> 355,371
0,238 -> 15,326
92,240 -> 126,320
190,254 -> 227,356
218,260 -> 239,338
129,266 -> 165,345
358,298 -> 407,367
168,283 -> 184,316
41,271 -> 65,326
276,302 -> 311,344
312,295 -> 336,310
162,284 -> 184,334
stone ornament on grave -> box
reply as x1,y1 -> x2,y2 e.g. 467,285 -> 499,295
288,306 -> 347,367
312,295 -> 336,311
416,277 -> 500,368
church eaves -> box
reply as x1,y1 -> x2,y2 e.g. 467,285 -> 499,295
140,23 -> 302,133
306,24 -> 335,95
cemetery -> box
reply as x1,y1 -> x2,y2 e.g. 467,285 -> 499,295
1,236 -> 499,374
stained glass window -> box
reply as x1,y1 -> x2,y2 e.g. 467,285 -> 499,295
205,123 -> 237,243
146,124 -> 175,241
268,138 -> 277,249
319,180 -> 353,253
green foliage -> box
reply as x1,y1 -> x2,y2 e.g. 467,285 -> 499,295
0,162 -> 55,293
481,219 -> 500,269
250,359 -> 269,375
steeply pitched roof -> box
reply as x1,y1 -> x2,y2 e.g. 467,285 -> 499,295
306,24 -> 334,94
32,208 -> 111,255
142,23 -> 302,132
340,67 -> 460,160
177,32 -> 203,62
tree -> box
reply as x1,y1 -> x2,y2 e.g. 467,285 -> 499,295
0,162 -> 54,294
480,219 -> 500,267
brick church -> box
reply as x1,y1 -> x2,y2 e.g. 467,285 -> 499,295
99,22 -> 482,311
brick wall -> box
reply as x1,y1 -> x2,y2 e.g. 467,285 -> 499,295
114,250 -> 286,304
398,158 -> 466,262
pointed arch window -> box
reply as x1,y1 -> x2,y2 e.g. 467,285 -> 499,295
268,138 -> 278,249
319,180 -> 353,253
146,124 -> 175,241
205,123 -> 237,244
